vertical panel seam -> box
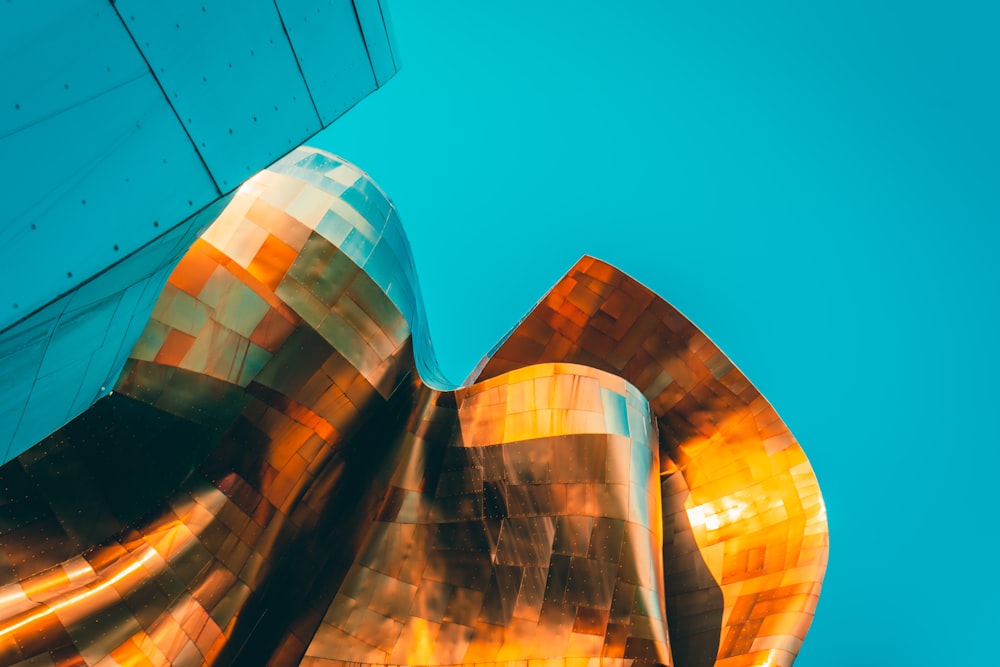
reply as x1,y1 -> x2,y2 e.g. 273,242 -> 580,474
271,0 -> 325,127
375,0 -> 397,73
350,0 -> 382,88
109,3 -> 222,195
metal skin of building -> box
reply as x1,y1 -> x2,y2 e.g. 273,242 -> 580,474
0,0 -> 399,464
0,147 -> 828,666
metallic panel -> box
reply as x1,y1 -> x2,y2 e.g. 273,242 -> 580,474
353,0 -> 398,86
0,196 -> 234,463
0,0 -> 219,328
305,363 -> 669,667
115,0 -> 323,191
0,2 -> 400,465
0,148 -> 826,667
275,0 -> 378,125
473,261 -> 829,667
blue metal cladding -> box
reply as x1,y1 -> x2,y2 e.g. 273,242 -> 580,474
0,197 -> 234,464
275,0 -> 379,125
0,0 -> 399,464
116,0 -> 324,191
0,1 -> 220,331
354,0 -> 399,86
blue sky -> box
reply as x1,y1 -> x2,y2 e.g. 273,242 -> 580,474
318,2 -> 999,664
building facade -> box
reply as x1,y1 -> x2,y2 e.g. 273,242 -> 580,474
0,148 -> 828,666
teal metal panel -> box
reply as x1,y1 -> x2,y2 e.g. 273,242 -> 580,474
354,0 -> 398,86
0,196 -> 232,463
378,0 -> 401,71
116,0 -> 323,191
0,0 -> 219,331
275,0 -> 378,125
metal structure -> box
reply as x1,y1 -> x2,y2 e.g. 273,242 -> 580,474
0,0 -> 399,463
0,148 -> 828,666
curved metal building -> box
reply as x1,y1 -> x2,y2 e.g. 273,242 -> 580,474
0,0 -> 399,462
0,148 -> 828,666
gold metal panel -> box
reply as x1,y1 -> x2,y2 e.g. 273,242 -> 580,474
476,257 -> 828,667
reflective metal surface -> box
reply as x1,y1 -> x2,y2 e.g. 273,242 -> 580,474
472,262 -> 829,667
0,0 -> 399,463
0,147 -> 827,666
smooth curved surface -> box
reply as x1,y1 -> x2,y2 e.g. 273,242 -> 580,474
0,148 -> 827,667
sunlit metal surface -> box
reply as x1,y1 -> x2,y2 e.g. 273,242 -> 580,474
0,147 -> 827,666
0,0 -> 399,464
471,263 -> 829,667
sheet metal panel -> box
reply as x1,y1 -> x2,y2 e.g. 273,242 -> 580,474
354,0 -> 397,86
0,196 -> 232,463
117,0 -> 323,191
275,0 -> 378,125
0,300 -> 62,463
377,0 -> 401,71
0,1 -> 145,136
0,1 -> 400,464
0,0 -> 219,332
